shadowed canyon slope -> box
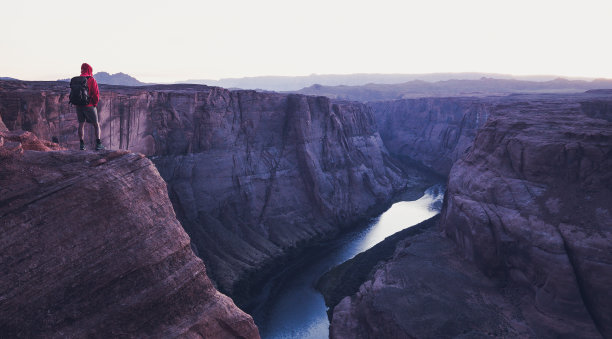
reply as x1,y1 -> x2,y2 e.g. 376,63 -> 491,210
327,92 -> 612,338
0,124 -> 259,338
370,98 -> 492,176
0,80 -> 409,302
441,95 -> 612,337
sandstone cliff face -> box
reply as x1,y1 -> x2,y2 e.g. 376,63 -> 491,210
441,94 -> 612,337
0,81 -> 159,153
370,98 -> 491,176
581,94 -> 612,122
0,114 -> 7,131
0,126 -> 259,338
330,219 -> 539,338
328,92 -> 612,338
0,81 -> 407,301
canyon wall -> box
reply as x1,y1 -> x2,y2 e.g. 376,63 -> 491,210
0,80 -> 408,301
440,94 -> 612,337
581,91 -> 612,122
0,124 -> 259,338
328,92 -> 612,338
370,98 -> 492,176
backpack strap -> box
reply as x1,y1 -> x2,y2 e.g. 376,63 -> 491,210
86,76 -> 92,105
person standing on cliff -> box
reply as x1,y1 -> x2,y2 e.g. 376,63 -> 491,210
70,63 -> 105,150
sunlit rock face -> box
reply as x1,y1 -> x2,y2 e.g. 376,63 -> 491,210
0,80 -> 407,302
0,120 -> 260,338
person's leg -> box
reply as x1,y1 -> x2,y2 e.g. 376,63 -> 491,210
93,120 -> 105,150
86,106 -> 104,149
93,122 -> 101,140
78,122 -> 85,140
76,106 -> 87,150
78,121 -> 86,150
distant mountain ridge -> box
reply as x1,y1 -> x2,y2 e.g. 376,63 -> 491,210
92,72 -> 146,86
178,72 -> 603,91
292,77 -> 612,101
58,72 -> 146,86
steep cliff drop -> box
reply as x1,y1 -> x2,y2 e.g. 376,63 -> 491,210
0,123 -> 259,338
327,92 -> 612,338
370,98 -> 492,176
0,80 -> 410,304
441,95 -> 612,337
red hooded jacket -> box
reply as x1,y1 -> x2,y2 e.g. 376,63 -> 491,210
80,63 -> 100,107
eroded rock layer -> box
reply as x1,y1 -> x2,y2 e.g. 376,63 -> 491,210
0,126 -> 259,338
328,92 -> 612,338
370,98 -> 492,176
441,95 -> 612,337
330,223 -> 539,338
0,81 -> 408,300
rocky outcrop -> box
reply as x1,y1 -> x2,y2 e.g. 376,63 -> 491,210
370,98 -> 492,176
441,94 -> 612,337
316,216 -> 439,312
581,95 -> 612,122
0,114 -> 7,131
328,92 -> 612,338
0,126 -> 259,338
329,221 -> 540,338
0,80 -> 408,302
0,125 -> 63,155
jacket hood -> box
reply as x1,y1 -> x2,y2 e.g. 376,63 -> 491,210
80,63 -> 93,77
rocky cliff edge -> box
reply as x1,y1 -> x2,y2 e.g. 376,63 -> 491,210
441,95 -> 612,337
0,81 -> 410,302
0,125 -> 259,338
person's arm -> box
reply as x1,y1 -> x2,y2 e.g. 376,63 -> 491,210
89,77 -> 100,107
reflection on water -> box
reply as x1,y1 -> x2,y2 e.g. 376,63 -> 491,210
357,189 -> 444,254
253,185 -> 445,339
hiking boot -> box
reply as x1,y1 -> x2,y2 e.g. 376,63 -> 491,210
80,141 -> 86,150
95,142 -> 105,151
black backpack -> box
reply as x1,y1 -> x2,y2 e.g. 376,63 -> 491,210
69,76 -> 91,105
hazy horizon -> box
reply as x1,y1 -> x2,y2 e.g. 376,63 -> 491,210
0,70 -> 612,88
2,0 -> 611,83
3,71 -> 612,84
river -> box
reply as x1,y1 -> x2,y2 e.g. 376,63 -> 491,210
249,185 -> 445,339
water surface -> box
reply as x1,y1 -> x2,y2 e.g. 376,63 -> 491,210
252,185 -> 445,339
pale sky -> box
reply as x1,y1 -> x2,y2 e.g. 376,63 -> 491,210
1,0 -> 611,82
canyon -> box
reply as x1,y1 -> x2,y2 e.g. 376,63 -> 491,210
0,80 -> 415,305
324,92 -> 612,338
0,120 -> 259,338
370,97 -> 492,176
3,78 -> 612,338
